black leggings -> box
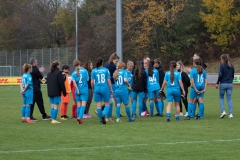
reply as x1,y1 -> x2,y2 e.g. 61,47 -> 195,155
180,92 -> 188,112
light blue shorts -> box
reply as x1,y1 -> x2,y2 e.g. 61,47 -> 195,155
115,93 -> 129,105
49,96 -> 61,105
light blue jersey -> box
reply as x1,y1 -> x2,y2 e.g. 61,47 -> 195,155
145,69 -> 160,91
72,68 -> 89,94
91,67 -> 110,87
91,67 -> 111,102
164,70 -> 182,89
125,69 -> 133,86
115,69 -> 128,95
21,72 -> 33,95
190,68 -> 207,89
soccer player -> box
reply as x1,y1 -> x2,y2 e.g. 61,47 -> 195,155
72,60 -> 89,124
125,60 -> 134,112
154,58 -> 165,116
176,61 -> 190,117
70,80 -> 77,118
60,65 -> 71,120
131,61 -> 147,117
20,63 -> 34,123
113,62 -> 135,122
159,61 -> 185,122
145,60 -> 162,117
185,59 -> 207,120
84,61 -> 94,118
47,61 -> 66,124
91,58 -> 113,124
216,54 -> 234,118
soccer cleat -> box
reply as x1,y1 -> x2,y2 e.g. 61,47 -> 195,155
167,118 -> 170,122
106,118 -> 115,122
155,113 -> 160,117
22,119 -> 27,123
77,118 -> 84,124
116,118 -> 122,122
184,112 -> 188,117
159,114 -> 163,117
83,114 -> 88,119
27,119 -> 35,123
102,115 -> 106,124
129,117 -> 135,122
51,120 -> 60,124
85,114 -> 92,118
185,116 -> 190,120
220,111 -> 227,118
141,111 -> 150,117
64,115 -> 70,119
179,112 -> 183,116
132,114 -> 136,117
42,115 -> 51,120
30,117 -> 38,121
196,116 -> 202,120
94,110 -> 98,115
228,114 -> 233,118
61,117 -> 68,120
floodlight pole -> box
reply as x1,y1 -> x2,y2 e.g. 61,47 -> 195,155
116,0 -> 123,62
75,0 -> 78,59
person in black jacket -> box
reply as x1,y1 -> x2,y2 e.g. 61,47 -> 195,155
177,61 -> 191,117
47,61 -> 66,124
29,58 -> 51,121
132,61 -> 147,117
154,58 -> 165,116
84,61 -> 93,118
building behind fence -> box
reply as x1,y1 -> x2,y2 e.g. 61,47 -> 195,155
0,47 -> 76,77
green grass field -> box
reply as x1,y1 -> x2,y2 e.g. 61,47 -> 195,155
0,86 -> 240,160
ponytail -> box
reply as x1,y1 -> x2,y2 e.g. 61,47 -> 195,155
113,70 -> 119,81
194,59 -> 203,74
148,60 -> 154,76
22,63 -> 32,73
73,59 -> 80,76
169,61 -> 176,83
50,61 -> 59,73
114,62 -> 125,81
96,58 -> 103,68
226,54 -> 231,67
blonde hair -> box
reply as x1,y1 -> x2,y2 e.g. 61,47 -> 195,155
73,59 -> 80,76
177,61 -> 187,73
221,54 -> 231,67
22,63 -> 32,73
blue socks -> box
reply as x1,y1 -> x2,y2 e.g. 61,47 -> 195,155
21,106 -> 26,118
25,106 -> 30,118
79,106 -> 86,119
198,103 -> 204,118
175,115 -> 180,121
138,100 -> 143,116
142,100 -> 147,112
50,108 -> 54,118
97,108 -> 103,121
132,99 -> 137,115
161,100 -> 164,113
150,102 -> 154,116
192,103 -> 196,117
158,101 -> 163,114
52,108 -> 58,120
125,107 -> 132,119
188,102 -> 193,117
116,106 -> 121,119
107,103 -> 113,118
155,101 -> 159,114
166,113 -> 171,119
103,106 -> 109,116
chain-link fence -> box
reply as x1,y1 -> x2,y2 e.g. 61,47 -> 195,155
0,47 -> 76,76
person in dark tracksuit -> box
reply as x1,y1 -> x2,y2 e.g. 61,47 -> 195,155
47,61 -> 66,124
84,61 -> 93,118
29,58 -> 51,121
176,61 -> 190,117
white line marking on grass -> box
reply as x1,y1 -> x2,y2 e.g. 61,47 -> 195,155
1,139 -> 240,154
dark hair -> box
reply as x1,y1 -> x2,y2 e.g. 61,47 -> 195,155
96,58 -> 103,68
50,61 -> 59,73
22,63 -> 32,73
148,60 -> 154,76
154,58 -> 161,66
73,59 -> 80,76
194,59 -> 203,74
108,53 -> 119,63
113,62 -> 125,81
143,55 -> 150,60
62,65 -> 70,70
170,61 -> 176,84
221,54 -> 231,67
85,61 -> 93,75
134,61 -> 143,80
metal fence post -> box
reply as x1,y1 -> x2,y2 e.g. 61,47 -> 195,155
58,48 -> 60,62
20,50 -> 22,76
12,50 -> 14,76
5,51 -> 7,76
27,49 -> 29,63
66,47 -> 68,65
50,48 -> 52,65
42,49 -> 43,67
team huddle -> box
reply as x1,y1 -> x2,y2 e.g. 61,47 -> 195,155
20,52 -> 235,124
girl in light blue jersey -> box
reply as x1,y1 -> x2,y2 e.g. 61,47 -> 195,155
91,58 -> 113,124
72,60 -> 89,124
20,63 -> 34,123
160,61 -> 185,122
125,61 -> 134,110
186,59 -> 207,120
145,60 -> 162,116
113,62 -> 135,122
